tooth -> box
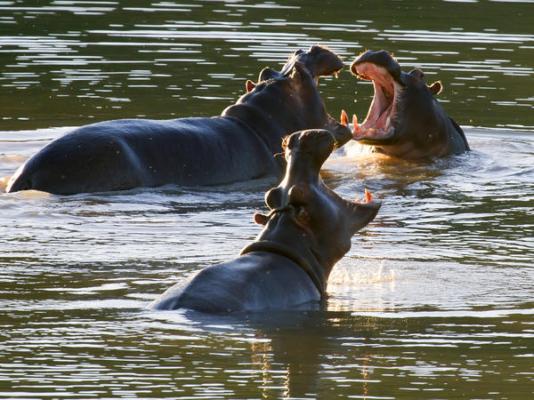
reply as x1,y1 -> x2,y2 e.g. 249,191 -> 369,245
364,189 -> 373,203
352,114 -> 360,133
340,109 -> 348,127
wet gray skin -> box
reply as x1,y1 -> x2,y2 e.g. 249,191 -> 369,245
349,49 -> 469,159
151,129 -> 381,313
6,46 -> 351,195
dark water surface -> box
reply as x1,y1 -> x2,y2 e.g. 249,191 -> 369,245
1,1 -> 533,399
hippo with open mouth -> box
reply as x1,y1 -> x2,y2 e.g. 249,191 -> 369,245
341,49 -> 469,159
151,129 -> 381,313
6,46 -> 351,195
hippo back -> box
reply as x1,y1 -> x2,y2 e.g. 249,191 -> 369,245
7,116 -> 278,194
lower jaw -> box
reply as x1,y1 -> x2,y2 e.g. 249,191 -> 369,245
352,112 -> 396,140
356,138 -> 388,146
354,128 -> 397,145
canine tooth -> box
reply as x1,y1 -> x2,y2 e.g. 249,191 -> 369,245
352,114 -> 361,132
340,109 -> 348,126
364,189 -> 373,203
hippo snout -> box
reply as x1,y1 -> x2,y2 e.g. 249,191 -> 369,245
287,129 -> 334,152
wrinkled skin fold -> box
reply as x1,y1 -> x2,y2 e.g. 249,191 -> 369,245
345,49 -> 469,159
151,129 -> 381,313
7,46 -> 351,195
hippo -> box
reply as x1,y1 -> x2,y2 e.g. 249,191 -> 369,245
6,46 -> 351,195
343,49 -> 469,159
151,129 -> 381,313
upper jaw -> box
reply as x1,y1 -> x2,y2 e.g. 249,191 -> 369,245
342,50 -> 405,144
351,50 -> 403,84
285,129 -> 336,173
281,45 -> 345,85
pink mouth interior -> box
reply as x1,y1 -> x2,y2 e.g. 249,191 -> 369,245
350,62 -> 400,140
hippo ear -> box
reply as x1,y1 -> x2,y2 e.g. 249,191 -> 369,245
428,81 -> 443,95
274,151 -> 287,170
245,80 -> 256,93
253,212 -> 269,225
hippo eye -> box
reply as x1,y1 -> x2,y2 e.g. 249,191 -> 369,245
259,67 -> 280,82
409,69 -> 425,79
288,184 -> 310,206
265,187 -> 283,209
296,206 -> 310,223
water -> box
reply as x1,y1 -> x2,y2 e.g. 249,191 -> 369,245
1,1 -> 533,398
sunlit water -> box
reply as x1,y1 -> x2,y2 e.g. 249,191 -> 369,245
1,1 -> 533,399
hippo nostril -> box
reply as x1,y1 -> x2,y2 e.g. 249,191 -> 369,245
298,129 -> 335,148
259,67 -> 281,82
282,133 -> 299,150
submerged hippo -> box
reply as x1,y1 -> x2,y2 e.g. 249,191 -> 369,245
343,49 -> 469,159
6,46 -> 351,195
151,129 -> 381,313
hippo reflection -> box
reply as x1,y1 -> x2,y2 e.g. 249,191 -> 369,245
7,46 -> 351,195
345,49 -> 469,159
151,129 -> 381,313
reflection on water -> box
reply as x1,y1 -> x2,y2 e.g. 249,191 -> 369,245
0,0 -> 532,130
1,0 -> 533,399
1,127 -> 532,398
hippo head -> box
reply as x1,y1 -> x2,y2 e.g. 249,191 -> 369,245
236,46 -> 352,148
249,129 -> 381,293
347,50 -> 448,157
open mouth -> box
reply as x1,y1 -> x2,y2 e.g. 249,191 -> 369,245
339,59 -> 403,143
